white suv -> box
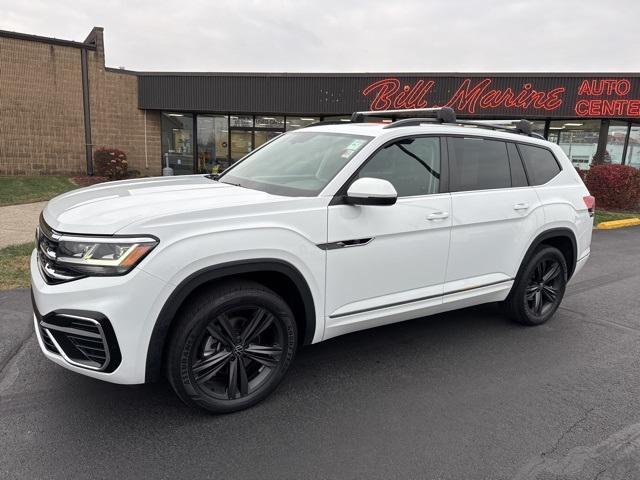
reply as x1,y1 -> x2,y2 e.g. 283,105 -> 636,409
31,108 -> 594,413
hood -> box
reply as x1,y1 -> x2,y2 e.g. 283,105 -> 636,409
43,175 -> 287,235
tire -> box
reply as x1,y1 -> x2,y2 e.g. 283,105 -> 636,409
166,280 -> 297,414
504,245 -> 568,326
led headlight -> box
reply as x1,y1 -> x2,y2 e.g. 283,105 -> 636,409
55,235 -> 158,276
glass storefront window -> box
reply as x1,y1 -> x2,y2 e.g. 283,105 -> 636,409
254,131 -> 282,149
606,121 -> 628,165
197,115 -> 229,174
230,131 -> 253,161
627,124 -> 640,168
255,116 -> 284,129
321,116 -> 351,122
230,115 -> 253,128
161,112 -> 194,175
286,117 -> 319,130
551,120 -> 601,170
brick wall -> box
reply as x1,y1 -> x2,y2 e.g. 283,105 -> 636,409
0,28 -> 161,176
0,37 -> 86,175
86,29 -> 161,177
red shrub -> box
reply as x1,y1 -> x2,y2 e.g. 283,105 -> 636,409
584,164 -> 640,210
94,147 -> 128,180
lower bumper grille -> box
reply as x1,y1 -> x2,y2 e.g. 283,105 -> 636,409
38,322 -> 57,353
41,315 -> 110,370
32,292 -> 121,373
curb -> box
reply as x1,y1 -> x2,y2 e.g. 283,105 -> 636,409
597,218 -> 640,230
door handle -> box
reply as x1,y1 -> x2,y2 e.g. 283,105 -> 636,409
513,202 -> 529,211
427,211 -> 449,220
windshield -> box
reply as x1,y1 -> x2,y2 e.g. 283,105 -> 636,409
218,131 -> 372,196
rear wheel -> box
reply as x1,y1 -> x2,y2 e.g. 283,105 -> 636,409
166,281 -> 297,413
504,245 -> 567,326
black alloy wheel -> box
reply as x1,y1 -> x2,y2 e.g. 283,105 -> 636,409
524,258 -> 563,317
191,306 -> 285,400
166,281 -> 297,413
504,245 -> 568,326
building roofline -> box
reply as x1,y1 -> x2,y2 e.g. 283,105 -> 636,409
134,71 -> 640,78
0,28 -> 97,50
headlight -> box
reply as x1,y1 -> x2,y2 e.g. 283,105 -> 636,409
56,235 -> 158,276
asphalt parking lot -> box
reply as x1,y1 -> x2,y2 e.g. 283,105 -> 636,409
1,227 -> 639,480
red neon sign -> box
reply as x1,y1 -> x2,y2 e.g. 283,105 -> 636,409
574,79 -> 639,117
577,79 -> 631,96
445,78 -> 564,113
361,77 -> 640,118
362,77 -> 565,114
363,78 -> 434,110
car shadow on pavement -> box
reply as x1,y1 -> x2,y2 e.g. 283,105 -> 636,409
8,303 -> 515,420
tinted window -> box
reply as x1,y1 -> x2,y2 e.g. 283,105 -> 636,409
357,137 -> 440,196
507,143 -> 528,187
449,137 -> 511,192
518,144 -> 561,185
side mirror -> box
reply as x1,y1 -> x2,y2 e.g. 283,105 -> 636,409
345,177 -> 397,206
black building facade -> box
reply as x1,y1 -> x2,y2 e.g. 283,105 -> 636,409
137,73 -> 640,175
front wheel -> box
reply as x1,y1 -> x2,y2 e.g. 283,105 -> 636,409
504,245 -> 568,326
166,281 -> 297,413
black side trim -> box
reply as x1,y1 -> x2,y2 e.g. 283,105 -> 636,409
344,195 -> 397,206
516,228 -> 578,281
317,238 -> 373,250
144,259 -> 316,383
330,278 -> 514,319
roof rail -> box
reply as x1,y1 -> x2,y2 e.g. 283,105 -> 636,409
310,107 -> 544,140
351,107 -> 457,124
368,108 -> 544,139
307,120 -> 353,127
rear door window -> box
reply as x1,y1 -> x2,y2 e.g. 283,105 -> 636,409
518,144 -> 562,185
449,137 -> 511,192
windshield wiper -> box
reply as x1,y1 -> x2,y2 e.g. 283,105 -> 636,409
205,173 -> 221,180
219,180 -> 245,188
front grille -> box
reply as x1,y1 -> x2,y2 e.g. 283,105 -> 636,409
37,218 -> 83,285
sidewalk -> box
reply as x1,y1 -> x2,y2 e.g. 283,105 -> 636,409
0,201 -> 46,248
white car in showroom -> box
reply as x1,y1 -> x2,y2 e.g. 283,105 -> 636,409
31,108 -> 594,413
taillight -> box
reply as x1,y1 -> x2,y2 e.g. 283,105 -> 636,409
583,195 -> 595,217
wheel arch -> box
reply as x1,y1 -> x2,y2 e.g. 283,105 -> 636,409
516,228 -> 578,283
144,259 -> 316,383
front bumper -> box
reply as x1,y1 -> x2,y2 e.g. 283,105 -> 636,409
31,250 -> 170,384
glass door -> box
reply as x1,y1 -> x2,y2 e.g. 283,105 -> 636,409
161,113 -> 194,175
197,115 -> 229,173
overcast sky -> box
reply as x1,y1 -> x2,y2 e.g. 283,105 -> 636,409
1,0 -> 638,72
